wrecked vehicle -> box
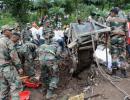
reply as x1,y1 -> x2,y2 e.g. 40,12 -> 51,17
67,20 -> 111,78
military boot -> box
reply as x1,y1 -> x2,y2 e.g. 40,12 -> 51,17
111,67 -> 122,79
112,68 -> 117,76
121,69 -> 128,78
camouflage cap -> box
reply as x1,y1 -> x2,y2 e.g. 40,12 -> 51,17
1,25 -> 14,31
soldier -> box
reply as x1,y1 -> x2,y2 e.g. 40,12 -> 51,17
14,23 -> 21,33
107,8 -> 128,78
115,6 -> 126,19
16,38 -> 37,77
37,30 -> 61,99
0,25 -> 23,100
21,23 -> 32,43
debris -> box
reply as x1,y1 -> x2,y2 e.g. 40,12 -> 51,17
60,95 -> 69,100
68,93 -> 84,100
84,94 -> 101,100
83,86 -> 91,92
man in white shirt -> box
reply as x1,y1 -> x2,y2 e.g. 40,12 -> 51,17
30,22 -> 39,40
30,22 -> 40,46
53,28 -> 64,51
38,24 -> 45,45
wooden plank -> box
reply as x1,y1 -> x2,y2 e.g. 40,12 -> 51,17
79,27 -> 111,37
67,40 -> 77,48
81,40 -> 92,45
94,20 -> 108,28
79,46 -> 93,50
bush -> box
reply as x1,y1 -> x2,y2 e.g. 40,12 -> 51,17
62,4 -> 111,26
30,12 -> 39,22
0,12 -> 16,28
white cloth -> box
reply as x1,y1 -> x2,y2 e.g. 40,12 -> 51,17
38,27 -> 44,39
94,45 -> 112,70
53,30 -> 64,41
58,30 -> 64,38
30,27 -> 38,40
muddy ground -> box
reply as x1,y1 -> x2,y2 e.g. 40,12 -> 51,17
24,60 -> 130,100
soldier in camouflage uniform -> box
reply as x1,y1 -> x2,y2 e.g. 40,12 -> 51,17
0,25 -> 23,100
107,8 -> 128,77
37,30 -> 61,99
21,23 -> 32,43
16,37 -> 37,77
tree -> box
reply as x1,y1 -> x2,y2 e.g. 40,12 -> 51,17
2,0 -> 32,24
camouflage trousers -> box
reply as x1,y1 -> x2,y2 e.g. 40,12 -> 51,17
110,35 -> 128,69
0,64 -> 23,100
24,60 -> 35,77
40,60 -> 59,90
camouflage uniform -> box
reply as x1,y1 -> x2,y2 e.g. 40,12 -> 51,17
0,35 -> 23,100
110,21 -> 128,76
37,38 -> 61,99
21,28 -> 32,43
16,41 -> 37,77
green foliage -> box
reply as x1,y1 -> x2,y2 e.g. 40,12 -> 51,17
48,7 -> 65,15
1,0 -> 130,27
30,12 -> 39,22
2,0 -> 32,24
0,13 -> 16,28
62,4 -> 97,24
78,4 -> 97,17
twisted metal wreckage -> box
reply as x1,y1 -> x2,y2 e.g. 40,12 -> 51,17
67,20 -> 111,76
67,20 -> 130,100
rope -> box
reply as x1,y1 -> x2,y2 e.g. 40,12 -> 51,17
90,31 -> 130,100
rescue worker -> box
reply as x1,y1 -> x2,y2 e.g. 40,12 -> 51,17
106,8 -> 128,78
21,23 -> 32,43
16,37 -> 37,77
115,6 -> 126,19
14,23 -> 21,33
0,25 -> 23,100
30,22 -> 40,46
37,30 -> 61,99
